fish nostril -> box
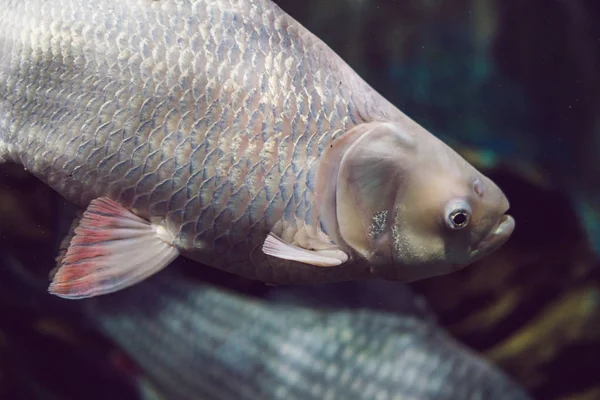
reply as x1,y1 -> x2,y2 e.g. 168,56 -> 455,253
473,179 -> 484,197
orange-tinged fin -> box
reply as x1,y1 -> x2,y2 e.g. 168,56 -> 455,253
48,197 -> 179,299
262,233 -> 348,267
50,211 -> 84,281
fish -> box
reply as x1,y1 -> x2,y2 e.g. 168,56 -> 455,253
81,269 -> 533,400
0,0 -> 515,299
0,245 -> 532,400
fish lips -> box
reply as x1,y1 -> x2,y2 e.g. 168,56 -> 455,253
469,213 -> 516,263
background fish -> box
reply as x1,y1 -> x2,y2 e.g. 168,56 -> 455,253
85,270 -> 533,400
0,249 -> 533,400
0,0 -> 514,299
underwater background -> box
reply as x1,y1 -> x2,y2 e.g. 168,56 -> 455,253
0,0 -> 599,399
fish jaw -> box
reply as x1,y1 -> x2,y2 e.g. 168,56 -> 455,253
468,213 -> 515,264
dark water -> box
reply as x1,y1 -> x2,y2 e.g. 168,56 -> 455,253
1,0 -> 599,399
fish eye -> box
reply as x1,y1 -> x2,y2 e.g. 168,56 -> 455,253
449,210 -> 469,229
445,201 -> 471,230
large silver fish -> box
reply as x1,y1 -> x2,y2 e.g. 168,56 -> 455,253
0,0 -> 515,299
85,270 -> 533,400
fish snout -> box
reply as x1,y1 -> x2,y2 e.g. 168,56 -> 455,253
473,199 -> 515,260
470,176 -> 515,260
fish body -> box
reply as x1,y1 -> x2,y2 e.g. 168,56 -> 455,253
85,271 -> 533,400
0,0 -> 515,298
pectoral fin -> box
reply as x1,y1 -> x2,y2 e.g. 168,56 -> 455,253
48,197 -> 179,299
262,233 -> 348,267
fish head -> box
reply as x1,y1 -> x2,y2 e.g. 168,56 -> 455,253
316,121 -> 515,281
382,137 -> 515,281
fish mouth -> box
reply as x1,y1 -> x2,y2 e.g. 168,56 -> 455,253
493,214 -> 515,240
471,212 -> 516,261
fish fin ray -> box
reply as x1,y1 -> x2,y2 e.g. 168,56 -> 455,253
50,211 -> 84,281
48,197 -> 179,299
262,233 -> 348,267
